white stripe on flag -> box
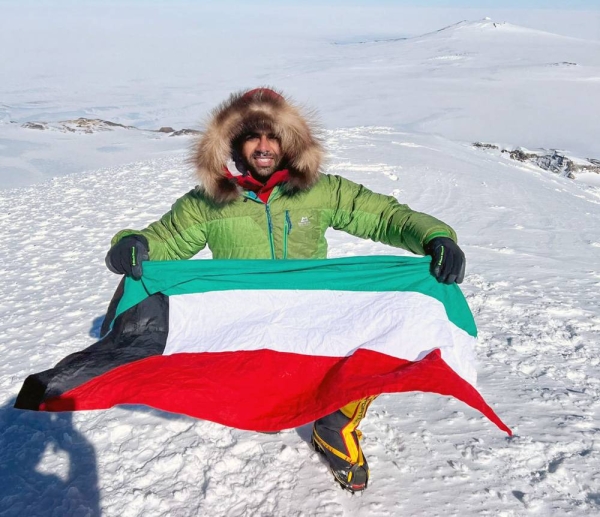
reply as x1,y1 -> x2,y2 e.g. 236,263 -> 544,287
166,290 -> 478,384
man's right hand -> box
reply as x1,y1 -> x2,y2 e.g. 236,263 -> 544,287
105,235 -> 149,280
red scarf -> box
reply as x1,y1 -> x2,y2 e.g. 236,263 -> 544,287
226,169 -> 290,203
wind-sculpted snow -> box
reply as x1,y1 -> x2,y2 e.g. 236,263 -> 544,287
1,128 -> 600,515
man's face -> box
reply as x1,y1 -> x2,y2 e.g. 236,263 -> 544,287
240,131 -> 282,180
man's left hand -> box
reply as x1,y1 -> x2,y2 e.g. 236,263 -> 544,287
424,237 -> 466,284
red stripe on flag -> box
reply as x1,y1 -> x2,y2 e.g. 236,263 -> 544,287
41,348 -> 511,435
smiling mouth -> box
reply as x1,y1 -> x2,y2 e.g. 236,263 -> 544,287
253,152 -> 275,168
255,157 -> 274,167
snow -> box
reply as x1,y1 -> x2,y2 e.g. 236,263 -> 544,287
2,4 -> 600,516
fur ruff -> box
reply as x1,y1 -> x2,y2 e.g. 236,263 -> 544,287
191,88 -> 324,203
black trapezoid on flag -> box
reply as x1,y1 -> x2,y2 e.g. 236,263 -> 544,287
14,291 -> 170,410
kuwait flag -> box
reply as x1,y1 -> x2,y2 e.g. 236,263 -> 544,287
15,256 -> 510,435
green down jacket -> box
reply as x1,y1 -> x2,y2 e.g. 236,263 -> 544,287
112,174 -> 457,261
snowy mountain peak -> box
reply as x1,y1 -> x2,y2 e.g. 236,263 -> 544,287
420,18 -> 578,41
342,17 -> 599,48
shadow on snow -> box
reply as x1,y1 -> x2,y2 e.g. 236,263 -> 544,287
0,398 -> 100,517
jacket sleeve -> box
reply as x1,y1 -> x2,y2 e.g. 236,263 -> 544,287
110,190 -> 207,261
326,175 -> 457,255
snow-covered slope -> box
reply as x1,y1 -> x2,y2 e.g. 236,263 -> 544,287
312,19 -> 600,156
1,127 -> 600,516
1,18 -> 599,188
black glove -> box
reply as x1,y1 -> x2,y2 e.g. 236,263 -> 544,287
424,237 -> 466,284
105,235 -> 149,280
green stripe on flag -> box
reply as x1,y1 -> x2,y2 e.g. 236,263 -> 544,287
114,256 -> 477,337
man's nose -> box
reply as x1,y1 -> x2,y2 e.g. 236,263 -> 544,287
257,135 -> 270,151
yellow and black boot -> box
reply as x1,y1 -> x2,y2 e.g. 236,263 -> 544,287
311,397 -> 375,492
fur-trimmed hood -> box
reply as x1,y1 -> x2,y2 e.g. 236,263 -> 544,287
192,88 -> 324,203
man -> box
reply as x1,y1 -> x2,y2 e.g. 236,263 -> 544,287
105,88 -> 466,492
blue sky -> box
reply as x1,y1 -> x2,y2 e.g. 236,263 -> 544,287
357,0 -> 598,7
3,0 -> 599,6
170,0 -> 599,8
296,0 -> 600,8
2,0 -> 598,42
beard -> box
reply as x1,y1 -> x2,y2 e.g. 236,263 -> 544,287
244,150 -> 283,180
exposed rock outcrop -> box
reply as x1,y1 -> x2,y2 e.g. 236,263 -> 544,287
21,122 -> 47,130
61,118 -> 136,133
170,128 -> 200,137
21,118 -> 199,137
473,142 -> 600,180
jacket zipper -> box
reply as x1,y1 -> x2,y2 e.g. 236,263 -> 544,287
243,190 -> 278,260
283,210 -> 292,259
265,203 -> 276,260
